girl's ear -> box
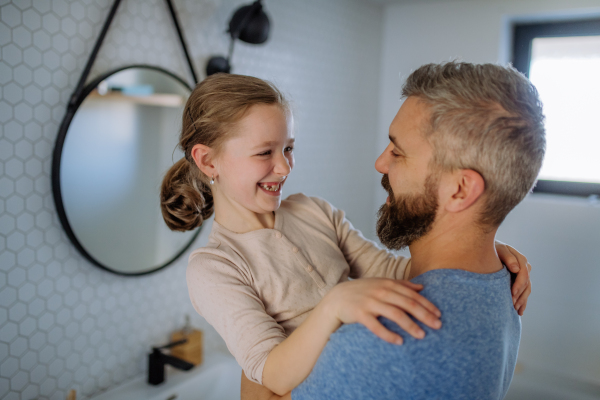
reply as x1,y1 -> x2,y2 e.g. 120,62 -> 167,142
191,144 -> 217,178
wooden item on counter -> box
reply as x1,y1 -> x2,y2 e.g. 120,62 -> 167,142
170,315 -> 203,366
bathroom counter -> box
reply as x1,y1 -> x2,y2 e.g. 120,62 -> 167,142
90,352 -> 242,400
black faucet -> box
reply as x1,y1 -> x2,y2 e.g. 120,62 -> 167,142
148,339 -> 194,385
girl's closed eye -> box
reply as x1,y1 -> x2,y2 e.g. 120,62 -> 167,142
257,147 -> 293,156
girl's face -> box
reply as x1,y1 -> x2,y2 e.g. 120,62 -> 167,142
215,104 -> 295,216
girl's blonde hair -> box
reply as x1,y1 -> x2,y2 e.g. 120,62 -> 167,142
160,73 -> 288,231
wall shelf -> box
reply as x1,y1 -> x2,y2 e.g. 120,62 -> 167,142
87,90 -> 185,107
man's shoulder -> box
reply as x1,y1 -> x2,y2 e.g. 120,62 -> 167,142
393,268 -> 520,348
414,268 -> 515,314
293,268 -> 522,400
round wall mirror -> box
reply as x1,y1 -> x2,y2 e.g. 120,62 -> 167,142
52,65 -> 199,275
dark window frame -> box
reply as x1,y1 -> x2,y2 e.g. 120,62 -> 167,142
512,18 -> 600,197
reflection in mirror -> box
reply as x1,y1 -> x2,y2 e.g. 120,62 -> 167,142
59,67 -> 198,274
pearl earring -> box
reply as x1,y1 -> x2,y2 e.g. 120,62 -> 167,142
210,175 -> 214,185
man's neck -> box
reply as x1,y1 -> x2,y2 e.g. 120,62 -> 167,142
406,224 -> 503,280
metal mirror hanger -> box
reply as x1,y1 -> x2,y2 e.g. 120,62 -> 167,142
51,0 -> 200,276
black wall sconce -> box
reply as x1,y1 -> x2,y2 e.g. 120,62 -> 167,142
206,0 -> 270,75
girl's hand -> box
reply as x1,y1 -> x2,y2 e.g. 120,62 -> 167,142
495,241 -> 532,316
323,278 -> 442,345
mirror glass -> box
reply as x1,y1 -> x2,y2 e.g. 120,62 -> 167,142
59,67 -> 198,275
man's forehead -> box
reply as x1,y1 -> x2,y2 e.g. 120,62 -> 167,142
389,97 -> 431,145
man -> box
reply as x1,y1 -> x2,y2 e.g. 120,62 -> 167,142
245,61 -> 544,399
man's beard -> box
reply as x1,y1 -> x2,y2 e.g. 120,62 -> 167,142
376,173 -> 439,250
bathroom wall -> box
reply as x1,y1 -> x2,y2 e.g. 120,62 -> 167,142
376,0 -> 600,389
0,0 -> 384,398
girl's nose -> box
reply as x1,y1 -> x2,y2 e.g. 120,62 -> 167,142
274,152 -> 292,176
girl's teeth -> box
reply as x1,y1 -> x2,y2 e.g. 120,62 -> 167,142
260,183 -> 279,191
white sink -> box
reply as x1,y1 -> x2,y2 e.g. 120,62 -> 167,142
91,352 -> 242,400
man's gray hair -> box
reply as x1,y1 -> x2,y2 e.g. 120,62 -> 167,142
402,62 -> 546,227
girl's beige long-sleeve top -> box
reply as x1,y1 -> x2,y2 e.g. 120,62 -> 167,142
186,193 -> 410,384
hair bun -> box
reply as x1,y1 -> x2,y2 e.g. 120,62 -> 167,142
160,158 -> 213,231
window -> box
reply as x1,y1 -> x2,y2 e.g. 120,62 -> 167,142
513,18 -> 600,197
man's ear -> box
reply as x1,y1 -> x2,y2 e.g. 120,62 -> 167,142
191,144 -> 217,178
443,169 -> 485,213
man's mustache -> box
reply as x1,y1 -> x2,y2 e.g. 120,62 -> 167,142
381,174 -> 394,199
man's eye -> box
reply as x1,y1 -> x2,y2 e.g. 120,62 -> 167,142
285,146 -> 294,153
257,150 -> 271,156
392,151 -> 402,157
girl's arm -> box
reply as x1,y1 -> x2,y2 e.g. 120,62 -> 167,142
310,196 -> 532,315
241,372 -> 290,400
188,254 -> 288,385
309,196 -> 408,280
254,245 -> 531,395
188,251 -> 439,394
241,371 -> 279,400
495,242 -> 532,315
261,277 -> 441,395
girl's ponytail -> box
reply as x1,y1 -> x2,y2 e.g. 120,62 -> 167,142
160,157 -> 214,231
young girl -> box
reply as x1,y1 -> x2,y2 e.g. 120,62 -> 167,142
160,74 -> 531,396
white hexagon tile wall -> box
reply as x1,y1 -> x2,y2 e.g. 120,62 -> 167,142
0,0 -> 384,398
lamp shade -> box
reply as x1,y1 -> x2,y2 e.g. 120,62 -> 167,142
205,0 -> 270,76
229,1 -> 270,44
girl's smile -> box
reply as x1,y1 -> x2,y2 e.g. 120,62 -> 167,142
258,176 -> 288,196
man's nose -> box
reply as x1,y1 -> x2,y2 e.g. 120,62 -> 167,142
274,152 -> 291,176
375,148 -> 389,174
